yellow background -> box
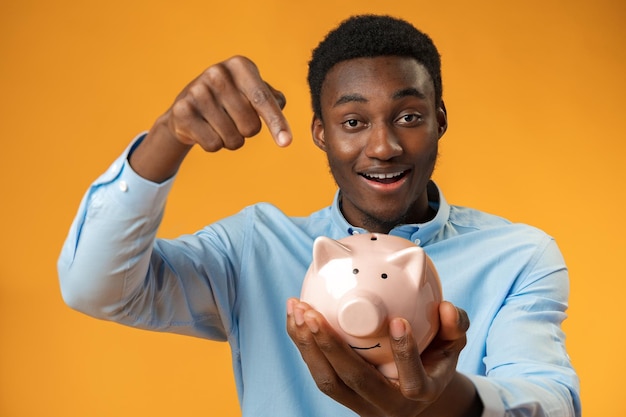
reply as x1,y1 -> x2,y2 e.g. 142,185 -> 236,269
1,0 -> 624,415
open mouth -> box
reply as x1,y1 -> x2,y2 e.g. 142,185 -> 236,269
349,343 -> 382,350
360,171 -> 408,184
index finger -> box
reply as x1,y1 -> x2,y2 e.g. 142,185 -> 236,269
438,301 -> 470,341
225,57 -> 292,147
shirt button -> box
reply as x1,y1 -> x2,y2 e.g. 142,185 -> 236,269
414,238 -> 421,246
119,180 -> 128,192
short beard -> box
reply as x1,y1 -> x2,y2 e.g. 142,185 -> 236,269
364,206 -> 414,233
339,193 -> 410,234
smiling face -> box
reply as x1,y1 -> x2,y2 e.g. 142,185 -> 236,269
312,56 -> 447,233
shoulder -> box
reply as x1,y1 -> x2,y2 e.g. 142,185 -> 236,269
436,204 -> 560,266
448,205 -> 549,239
203,202 -> 334,241
448,205 -> 511,229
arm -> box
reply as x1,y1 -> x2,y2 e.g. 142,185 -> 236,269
58,56 -> 291,324
468,239 -> 581,416
285,235 -> 580,417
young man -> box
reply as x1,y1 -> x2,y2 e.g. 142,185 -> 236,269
58,15 -> 581,417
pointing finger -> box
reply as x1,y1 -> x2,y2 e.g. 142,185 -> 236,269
226,56 -> 292,147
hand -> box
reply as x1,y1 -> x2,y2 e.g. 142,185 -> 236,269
286,299 -> 481,417
130,55 -> 292,182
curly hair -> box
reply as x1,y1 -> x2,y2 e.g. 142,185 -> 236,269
307,14 -> 443,119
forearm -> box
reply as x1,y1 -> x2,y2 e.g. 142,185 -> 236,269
59,203 -> 160,318
58,136 -> 174,318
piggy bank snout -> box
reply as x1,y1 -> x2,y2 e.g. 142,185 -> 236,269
337,292 -> 386,338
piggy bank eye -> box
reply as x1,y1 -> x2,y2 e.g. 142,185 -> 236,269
381,273 -> 388,279
353,268 -> 359,274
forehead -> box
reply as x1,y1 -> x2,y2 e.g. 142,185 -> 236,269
320,56 -> 435,104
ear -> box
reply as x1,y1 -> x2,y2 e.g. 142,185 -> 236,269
311,115 -> 327,151
311,236 -> 351,273
386,247 -> 425,288
437,100 -> 448,138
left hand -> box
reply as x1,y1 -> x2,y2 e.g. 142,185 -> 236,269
286,298 -> 474,417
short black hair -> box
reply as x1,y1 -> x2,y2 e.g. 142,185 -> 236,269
307,14 -> 443,119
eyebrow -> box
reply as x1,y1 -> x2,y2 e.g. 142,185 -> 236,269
392,87 -> 427,100
333,88 -> 427,107
334,94 -> 367,107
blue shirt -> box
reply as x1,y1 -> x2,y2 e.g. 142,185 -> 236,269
58,136 -> 581,417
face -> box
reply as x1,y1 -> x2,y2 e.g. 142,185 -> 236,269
312,56 -> 447,233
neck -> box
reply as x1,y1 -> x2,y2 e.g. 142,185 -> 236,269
339,184 -> 438,234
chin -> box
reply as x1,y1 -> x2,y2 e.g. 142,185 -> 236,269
361,211 -> 408,233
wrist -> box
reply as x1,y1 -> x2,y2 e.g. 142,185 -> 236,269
421,373 -> 483,417
129,117 -> 192,183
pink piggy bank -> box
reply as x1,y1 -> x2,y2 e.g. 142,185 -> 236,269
300,233 -> 442,379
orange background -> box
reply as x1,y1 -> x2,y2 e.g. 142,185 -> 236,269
1,0 -> 624,415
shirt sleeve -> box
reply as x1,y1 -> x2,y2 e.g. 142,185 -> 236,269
57,134 -> 233,340
468,237 -> 581,417
466,375 -> 506,417
57,134 -> 171,314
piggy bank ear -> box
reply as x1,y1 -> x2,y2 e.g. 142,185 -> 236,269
386,247 -> 425,287
311,236 -> 352,273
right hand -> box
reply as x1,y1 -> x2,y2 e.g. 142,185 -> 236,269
130,55 -> 292,182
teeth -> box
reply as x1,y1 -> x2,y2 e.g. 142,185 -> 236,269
364,172 -> 404,180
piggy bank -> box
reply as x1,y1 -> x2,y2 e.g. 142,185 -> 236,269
300,233 -> 442,379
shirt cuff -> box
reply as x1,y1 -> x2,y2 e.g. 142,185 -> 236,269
92,132 -> 176,216
466,375 -> 506,417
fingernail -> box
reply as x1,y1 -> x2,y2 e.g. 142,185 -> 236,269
294,306 -> 305,326
286,299 -> 295,316
304,312 -> 319,334
390,318 -> 406,340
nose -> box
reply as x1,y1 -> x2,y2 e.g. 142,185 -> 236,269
337,292 -> 386,337
364,125 -> 402,160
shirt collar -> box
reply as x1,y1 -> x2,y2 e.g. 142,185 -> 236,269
330,180 -> 450,246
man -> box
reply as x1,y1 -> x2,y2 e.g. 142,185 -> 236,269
58,14 -> 581,416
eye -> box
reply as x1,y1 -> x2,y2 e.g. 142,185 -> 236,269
381,273 -> 388,279
341,118 -> 365,130
353,268 -> 359,274
396,113 -> 422,126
